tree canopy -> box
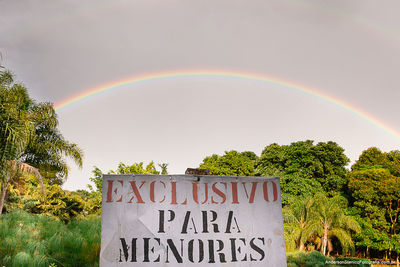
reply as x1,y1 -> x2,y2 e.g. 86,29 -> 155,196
349,147 -> 400,258
256,141 -> 350,201
199,150 -> 256,176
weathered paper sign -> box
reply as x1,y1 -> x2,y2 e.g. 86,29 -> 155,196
100,175 -> 287,266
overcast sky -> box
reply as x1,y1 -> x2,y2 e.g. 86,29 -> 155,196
1,0 -> 400,190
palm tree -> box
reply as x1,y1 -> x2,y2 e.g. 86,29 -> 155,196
283,196 -> 314,251
0,69 -> 83,214
21,102 -> 83,185
306,193 -> 361,256
0,70 -> 35,214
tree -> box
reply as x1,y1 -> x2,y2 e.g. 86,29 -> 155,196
110,161 -> 161,175
0,70 -> 36,214
21,102 -> 83,185
256,141 -> 350,197
0,68 -> 83,214
199,150 -> 255,176
283,196 -> 314,251
353,215 -> 392,258
349,147 -> 400,260
306,193 -> 360,256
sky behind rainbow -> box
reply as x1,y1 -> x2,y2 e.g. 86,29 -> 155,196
53,70 -> 400,142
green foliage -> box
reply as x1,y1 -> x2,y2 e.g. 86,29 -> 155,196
307,193 -> 360,256
25,184 -> 86,222
0,67 -> 83,215
280,174 -> 324,205
284,193 -> 360,256
0,70 -> 33,168
199,150 -> 255,176
348,148 -> 400,259
88,166 -> 103,194
111,161 -> 161,175
283,196 -> 314,251
0,70 -> 35,214
256,141 -> 350,196
0,73 -> 83,185
0,209 -> 100,267
349,148 -> 400,228
286,251 -> 333,267
353,216 -> 393,252
21,102 -> 84,185
5,176 -> 87,222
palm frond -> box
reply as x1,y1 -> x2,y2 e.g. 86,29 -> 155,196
329,228 -> 355,254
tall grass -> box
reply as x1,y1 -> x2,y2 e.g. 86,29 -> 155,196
0,210 -> 100,267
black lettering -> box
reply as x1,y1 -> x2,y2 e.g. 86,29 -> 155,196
250,237 -> 265,261
143,238 -> 150,262
230,238 -> 238,262
216,239 -> 226,263
188,239 -> 204,263
153,238 -> 161,262
119,238 -> 129,262
208,240 -> 215,263
166,239 -> 184,263
181,211 -> 198,234
158,210 -> 175,233
119,238 -> 136,262
158,210 -> 165,233
202,210 -> 219,233
230,238 -> 247,262
225,211 -> 241,233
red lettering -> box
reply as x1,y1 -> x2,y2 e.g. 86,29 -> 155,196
171,182 -> 178,204
231,182 -> 239,204
242,182 -> 258,203
106,180 -> 123,202
127,181 -> 146,204
171,182 -> 187,205
263,181 -> 278,202
150,181 -> 166,203
211,182 -> 227,204
106,180 -> 113,202
192,183 -> 208,204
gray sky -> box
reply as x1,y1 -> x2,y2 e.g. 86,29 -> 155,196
1,0 -> 400,190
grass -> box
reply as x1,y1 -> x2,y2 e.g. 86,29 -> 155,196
0,210 -> 100,267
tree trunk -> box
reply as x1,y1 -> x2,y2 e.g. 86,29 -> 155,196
0,176 -> 10,215
299,241 -> 305,251
366,246 -> 369,258
320,225 -> 328,256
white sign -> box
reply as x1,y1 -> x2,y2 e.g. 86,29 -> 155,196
100,175 -> 287,266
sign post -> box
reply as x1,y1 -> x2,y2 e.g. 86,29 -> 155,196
100,174 -> 287,266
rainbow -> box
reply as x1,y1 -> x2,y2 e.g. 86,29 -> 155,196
54,69 -> 400,142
